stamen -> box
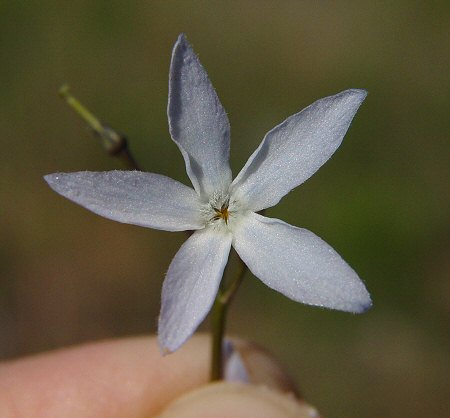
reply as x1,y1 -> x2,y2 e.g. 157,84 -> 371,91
203,193 -> 232,226
212,204 -> 230,224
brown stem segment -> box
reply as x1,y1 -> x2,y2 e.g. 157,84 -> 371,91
58,84 -> 140,170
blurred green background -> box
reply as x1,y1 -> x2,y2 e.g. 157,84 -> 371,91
1,1 -> 449,416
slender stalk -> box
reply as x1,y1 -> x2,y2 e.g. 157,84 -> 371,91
209,209 -> 266,381
222,257 -> 247,303
58,84 -> 140,170
210,290 -> 228,380
210,255 -> 248,381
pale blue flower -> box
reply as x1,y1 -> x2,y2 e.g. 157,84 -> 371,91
45,34 -> 371,353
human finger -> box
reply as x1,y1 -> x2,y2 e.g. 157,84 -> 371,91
0,335 -> 210,418
157,382 -> 319,418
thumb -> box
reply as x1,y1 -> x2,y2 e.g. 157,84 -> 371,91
157,382 -> 319,418
157,339 -> 320,418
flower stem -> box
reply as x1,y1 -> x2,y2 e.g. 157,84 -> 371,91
210,290 -> 228,381
210,254 -> 248,381
58,84 -> 140,170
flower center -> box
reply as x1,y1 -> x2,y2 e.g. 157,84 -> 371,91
211,197 -> 230,225
202,191 -> 238,228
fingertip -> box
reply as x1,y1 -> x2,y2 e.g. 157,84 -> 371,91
157,382 -> 320,418
224,338 -> 300,396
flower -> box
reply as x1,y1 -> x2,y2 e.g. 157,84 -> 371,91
45,34 -> 371,353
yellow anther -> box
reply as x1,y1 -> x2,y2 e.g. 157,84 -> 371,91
212,205 -> 229,225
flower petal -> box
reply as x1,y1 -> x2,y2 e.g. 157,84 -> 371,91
159,227 -> 232,353
231,89 -> 367,211
44,171 -> 204,231
168,34 -> 232,197
232,212 -> 371,313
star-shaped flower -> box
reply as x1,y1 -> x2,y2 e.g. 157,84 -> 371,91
45,34 -> 371,353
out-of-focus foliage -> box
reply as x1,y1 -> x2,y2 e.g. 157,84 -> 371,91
0,1 -> 448,417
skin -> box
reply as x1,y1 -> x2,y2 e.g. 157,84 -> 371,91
0,335 -> 317,418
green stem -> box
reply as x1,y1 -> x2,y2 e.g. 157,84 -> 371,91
209,209 -> 266,381
210,255 -> 248,381
210,290 -> 228,381
58,84 -> 140,170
